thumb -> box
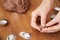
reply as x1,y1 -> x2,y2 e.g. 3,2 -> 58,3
41,25 -> 60,33
46,12 -> 60,26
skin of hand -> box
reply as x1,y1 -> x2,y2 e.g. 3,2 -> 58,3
31,0 -> 54,31
41,12 -> 60,33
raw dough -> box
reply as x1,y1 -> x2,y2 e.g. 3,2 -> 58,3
2,0 -> 29,13
19,32 -> 31,40
7,34 -> 16,40
54,6 -> 60,11
0,19 -> 8,25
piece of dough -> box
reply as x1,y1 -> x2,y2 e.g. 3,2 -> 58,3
3,0 -> 29,13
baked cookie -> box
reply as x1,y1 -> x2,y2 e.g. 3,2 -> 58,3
3,0 -> 29,13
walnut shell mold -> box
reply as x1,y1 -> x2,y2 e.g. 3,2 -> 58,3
2,0 -> 29,13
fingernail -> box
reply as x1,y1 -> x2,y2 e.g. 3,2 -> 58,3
46,24 -> 49,26
40,29 -> 46,33
40,25 -> 45,29
40,30 -> 44,32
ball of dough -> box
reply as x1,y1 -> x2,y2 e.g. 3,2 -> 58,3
3,0 -> 29,13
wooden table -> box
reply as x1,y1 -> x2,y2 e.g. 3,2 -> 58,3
0,0 -> 60,40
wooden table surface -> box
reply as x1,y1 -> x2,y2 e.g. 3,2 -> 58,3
0,0 -> 60,40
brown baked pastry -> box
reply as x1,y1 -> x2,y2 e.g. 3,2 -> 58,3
3,0 -> 29,13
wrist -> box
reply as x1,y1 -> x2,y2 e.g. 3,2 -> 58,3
42,0 -> 54,6
42,0 -> 54,3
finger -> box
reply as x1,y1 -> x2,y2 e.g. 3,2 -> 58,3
41,25 -> 60,33
40,0 -> 53,27
31,12 -> 40,31
59,22 -> 60,24
41,14 -> 47,28
46,12 -> 60,26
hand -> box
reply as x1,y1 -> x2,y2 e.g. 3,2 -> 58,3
41,12 -> 60,33
31,0 -> 54,31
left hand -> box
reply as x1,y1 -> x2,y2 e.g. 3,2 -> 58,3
41,11 -> 60,33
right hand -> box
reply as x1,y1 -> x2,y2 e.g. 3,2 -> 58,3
31,0 -> 54,31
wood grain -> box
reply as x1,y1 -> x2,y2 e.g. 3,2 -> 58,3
0,0 -> 60,40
